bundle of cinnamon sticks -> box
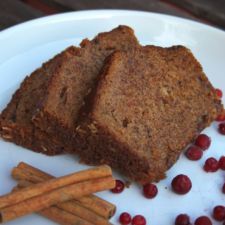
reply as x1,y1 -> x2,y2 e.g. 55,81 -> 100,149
0,162 -> 116,224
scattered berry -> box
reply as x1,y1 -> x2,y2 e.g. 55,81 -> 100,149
218,123 -> 225,135
171,174 -> 192,195
223,183 -> 225,194
195,134 -> 211,150
203,157 -> 219,172
213,205 -> 225,221
219,156 -> 225,170
194,216 -> 212,225
111,180 -> 125,193
119,212 -> 132,225
215,88 -> 223,98
175,214 -> 191,225
132,215 -> 146,225
185,145 -> 203,161
216,114 -> 225,122
143,183 -> 158,199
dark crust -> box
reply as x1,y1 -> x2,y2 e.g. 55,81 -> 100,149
75,46 -> 223,184
0,47 -> 77,155
0,120 -> 64,155
76,121 -> 165,184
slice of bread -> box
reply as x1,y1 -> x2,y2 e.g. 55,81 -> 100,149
0,47 -> 77,155
0,25 -> 139,155
32,26 -> 139,152
76,46 -> 223,183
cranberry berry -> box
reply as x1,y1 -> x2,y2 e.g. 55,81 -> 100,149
143,183 -> 158,199
216,114 -> 225,122
171,174 -> 192,195
223,183 -> 225,194
219,156 -> 225,170
218,123 -> 225,135
175,214 -> 191,225
194,216 -> 212,225
119,212 -> 132,225
185,145 -> 203,161
195,134 -> 211,150
215,88 -> 223,98
111,180 -> 125,193
213,205 -> 225,221
203,157 -> 219,172
132,215 -> 146,225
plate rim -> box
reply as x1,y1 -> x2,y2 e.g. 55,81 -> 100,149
1,9 -> 225,39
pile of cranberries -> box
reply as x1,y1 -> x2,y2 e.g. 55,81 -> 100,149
185,133 -> 211,161
119,213 -> 146,225
175,208 -> 225,225
111,180 -> 147,224
184,131 -> 225,173
203,155 -> 225,172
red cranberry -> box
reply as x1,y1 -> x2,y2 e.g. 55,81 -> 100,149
132,215 -> 146,225
213,205 -> 225,221
203,157 -> 219,172
143,183 -> 158,199
218,123 -> 225,135
219,156 -> 225,170
111,180 -> 125,193
119,212 -> 132,225
216,114 -> 225,122
195,134 -> 211,150
215,88 -> 223,98
223,183 -> 225,194
194,216 -> 212,225
171,174 -> 192,195
175,214 -> 191,225
185,145 -> 203,161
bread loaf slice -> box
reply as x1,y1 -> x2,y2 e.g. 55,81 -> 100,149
32,25 -> 139,152
0,25 -> 139,155
76,46 -> 223,183
0,47 -> 77,155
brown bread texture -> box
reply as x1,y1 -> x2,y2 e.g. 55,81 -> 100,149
0,47 -> 78,155
32,25 -> 139,152
0,25 -> 139,155
76,46 -> 223,184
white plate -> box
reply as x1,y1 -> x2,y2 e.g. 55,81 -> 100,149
0,10 -> 225,225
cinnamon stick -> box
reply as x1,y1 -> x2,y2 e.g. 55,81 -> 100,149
17,180 -> 113,225
0,176 -> 115,223
40,206 -> 93,225
0,164 -> 111,210
12,162 -> 116,219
